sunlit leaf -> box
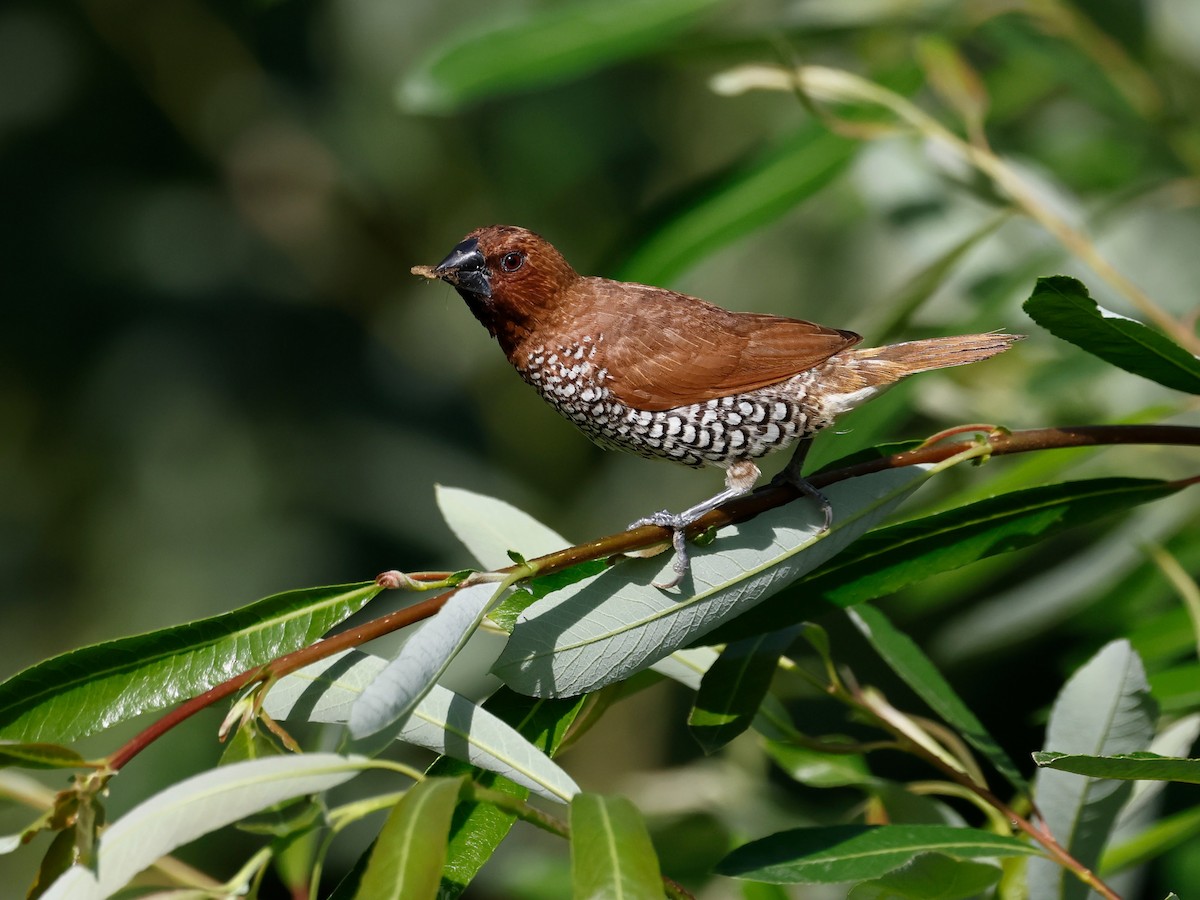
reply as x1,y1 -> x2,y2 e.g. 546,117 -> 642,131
710,477 -> 1180,645
717,824 -> 1040,883
1028,640 -> 1157,900
264,650 -> 579,802
432,689 -> 587,898
1024,276 -> 1200,394
570,793 -> 664,900
0,584 -> 378,744
1033,751 -> 1200,784
496,466 -> 932,698
353,777 -> 465,900
349,583 -> 499,739
436,485 -> 570,571
41,755 -> 369,900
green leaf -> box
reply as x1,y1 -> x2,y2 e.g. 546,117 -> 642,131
353,777 -> 466,900
1102,804 -> 1200,875
763,740 -> 873,788
848,852 -> 1001,900
41,754 -> 369,900
717,824 -> 1040,883
0,742 -> 91,770
436,479 -> 576,568
263,650 -> 579,802
688,628 -> 797,754
848,604 -> 1026,791
709,477 -> 1180,645
398,0 -> 723,113
349,583 -> 499,739
1033,751 -> 1200,784
496,466 -> 933,698
616,125 -> 855,286
570,793 -> 664,900
1024,276 -> 1200,394
432,689 -> 588,899
1028,640 -> 1157,900
0,583 -> 378,744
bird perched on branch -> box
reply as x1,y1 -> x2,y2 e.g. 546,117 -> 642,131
414,225 -> 1019,588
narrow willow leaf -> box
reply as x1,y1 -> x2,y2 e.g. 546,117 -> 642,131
1024,276 -> 1200,394
1102,804 -> 1200,875
435,485 -> 569,571
570,794 -> 664,900
495,466 -> 932,698
1033,751 -> 1200,784
709,478 -> 1181,645
651,646 -> 719,691
717,824 -> 1040,883
848,604 -> 1026,791
848,852 -> 1001,900
353,777 -> 465,900
688,628 -> 797,754
399,0 -> 721,113
41,754 -> 369,900
616,126 -> 855,286
263,650 -> 579,802
431,689 -> 588,899
349,583 -> 498,739
1029,640 -> 1157,900
0,583 -> 378,744
0,742 -> 90,770
764,741 -> 873,788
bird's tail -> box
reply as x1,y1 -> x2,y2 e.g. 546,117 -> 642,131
849,332 -> 1022,383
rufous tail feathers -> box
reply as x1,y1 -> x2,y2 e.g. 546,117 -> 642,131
849,332 -> 1021,383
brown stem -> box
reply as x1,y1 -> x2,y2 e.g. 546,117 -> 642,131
106,424 -> 1200,771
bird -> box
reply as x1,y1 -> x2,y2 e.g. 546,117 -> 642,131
414,225 -> 1020,588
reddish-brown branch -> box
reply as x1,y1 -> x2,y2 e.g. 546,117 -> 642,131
105,423 -> 1200,771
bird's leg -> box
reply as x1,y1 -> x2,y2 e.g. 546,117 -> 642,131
771,436 -> 834,530
629,460 -> 760,590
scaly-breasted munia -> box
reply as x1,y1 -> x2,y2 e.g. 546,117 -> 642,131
415,225 -> 1019,587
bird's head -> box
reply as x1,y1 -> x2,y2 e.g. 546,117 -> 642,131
413,225 -> 578,346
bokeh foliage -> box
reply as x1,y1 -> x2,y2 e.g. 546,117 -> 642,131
3,0 -> 1200,896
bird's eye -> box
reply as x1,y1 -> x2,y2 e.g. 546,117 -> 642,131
500,251 -> 525,273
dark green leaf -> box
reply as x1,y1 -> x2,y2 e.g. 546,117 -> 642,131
1024,276 -> 1200,394
354,776 -> 466,900
0,742 -> 91,770
708,478 -> 1180,645
570,793 -> 664,900
399,0 -> 723,113
688,628 -> 796,754
848,852 -> 1001,899
0,583 -> 379,743
848,604 -> 1026,791
1033,751 -> 1200,784
764,740 -> 873,788
717,824 -> 1040,883
432,689 -> 589,899
615,126 -> 856,286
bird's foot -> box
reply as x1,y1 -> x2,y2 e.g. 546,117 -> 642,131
628,511 -> 692,590
770,471 -> 835,531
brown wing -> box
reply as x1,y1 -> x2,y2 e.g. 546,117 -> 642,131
563,278 -> 861,412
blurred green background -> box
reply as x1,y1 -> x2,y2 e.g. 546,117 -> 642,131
3,0 -> 1200,896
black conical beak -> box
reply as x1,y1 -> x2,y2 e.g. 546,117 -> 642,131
433,237 -> 491,298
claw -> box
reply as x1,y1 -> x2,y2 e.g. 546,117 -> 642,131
628,511 -> 691,590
